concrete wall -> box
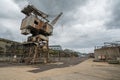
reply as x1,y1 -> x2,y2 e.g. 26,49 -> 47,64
94,46 -> 120,60
0,38 -> 20,54
49,45 -> 62,51
0,41 -> 11,54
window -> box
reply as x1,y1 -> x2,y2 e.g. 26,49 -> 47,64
34,20 -> 38,25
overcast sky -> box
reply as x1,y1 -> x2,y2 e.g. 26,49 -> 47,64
0,0 -> 120,53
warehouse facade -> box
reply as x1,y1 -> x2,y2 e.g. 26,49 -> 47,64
94,41 -> 120,62
95,46 -> 120,60
0,38 -> 20,54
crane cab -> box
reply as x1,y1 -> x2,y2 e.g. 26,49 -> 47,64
20,15 -> 53,36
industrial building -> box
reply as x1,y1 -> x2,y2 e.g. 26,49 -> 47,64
94,41 -> 120,63
49,45 -> 62,51
0,38 -> 65,63
0,38 -> 20,54
0,38 -> 21,62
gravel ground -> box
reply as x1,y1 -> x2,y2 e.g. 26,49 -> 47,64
0,58 -> 120,80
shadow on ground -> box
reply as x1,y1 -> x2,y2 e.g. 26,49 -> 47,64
0,57 -> 88,73
28,57 -> 88,73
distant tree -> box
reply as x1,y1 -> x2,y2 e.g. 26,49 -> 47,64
49,49 -> 59,56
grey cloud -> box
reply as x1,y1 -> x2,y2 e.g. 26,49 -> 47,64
0,12 -> 22,20
0,24 -> 15,40
63,34 -> 112,49
0,1 -> 23,20
105,0 -> 120,29
28,0 -> 88,13
27,0 -> 88,25
0,23 -> 27,42
14,0 -> 89,29
79,34 -> 89,38
59,27 -> 114,49
2,0 -> 120,53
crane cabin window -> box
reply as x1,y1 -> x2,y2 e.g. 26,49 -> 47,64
34,20 -> 38,25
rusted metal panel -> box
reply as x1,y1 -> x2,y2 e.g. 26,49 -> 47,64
37,34 -> 48,41
21,15 -> 53,35
45,24 -> 53,34
27,35 -> 48,42
37,20 -> 44,29
20,15 -> 38,30
21,29 -> 30,35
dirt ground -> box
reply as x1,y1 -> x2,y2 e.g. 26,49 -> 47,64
0,58 -> 120,80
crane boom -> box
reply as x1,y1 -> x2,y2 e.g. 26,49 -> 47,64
50,12 -> 63,26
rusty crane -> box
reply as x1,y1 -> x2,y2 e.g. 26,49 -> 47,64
20,5 -> 62,64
